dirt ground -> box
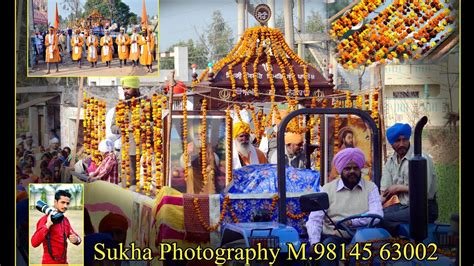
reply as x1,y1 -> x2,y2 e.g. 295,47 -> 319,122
29,209 -> 84,265
28,58 -> 159,77
422,128 -> 459,165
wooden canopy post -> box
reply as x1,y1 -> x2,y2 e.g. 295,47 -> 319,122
70,77 -> 84,166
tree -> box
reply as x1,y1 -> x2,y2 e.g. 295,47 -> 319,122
61,0 -> 83,21
160,39 -> 208,70
275,12 -> 284,32
205,10 -> 234,63
306,10 -> 325,33
327,0 -> 351,18
83,0 -> 136,27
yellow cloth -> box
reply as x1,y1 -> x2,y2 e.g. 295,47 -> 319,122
233,122 -> 251,139
121,77 -> 140,89
285,132 -> 303,144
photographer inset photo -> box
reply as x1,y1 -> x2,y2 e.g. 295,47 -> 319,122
29,184 -> 84,265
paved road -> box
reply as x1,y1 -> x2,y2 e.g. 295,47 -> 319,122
29,58 -> 159,77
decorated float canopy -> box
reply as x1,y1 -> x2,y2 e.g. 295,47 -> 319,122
193,7 -> 334,110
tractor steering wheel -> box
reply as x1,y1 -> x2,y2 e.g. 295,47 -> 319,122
335,214 -> 384,238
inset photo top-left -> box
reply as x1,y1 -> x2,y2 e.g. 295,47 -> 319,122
27,0 -> 159,77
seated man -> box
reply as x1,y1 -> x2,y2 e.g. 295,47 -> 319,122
269,132 -> 306,169
380,123 -> 438,233
306,148 -> 383,265
232,121 -> 267,169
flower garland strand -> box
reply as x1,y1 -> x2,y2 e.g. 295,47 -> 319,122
131,98 -> 141,193
372,89 -> 379,127
200,99 -> 208,193
226,107 -> 233,184
182,89 -> 189,182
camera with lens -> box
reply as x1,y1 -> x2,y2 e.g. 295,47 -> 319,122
36,200 -> 64,224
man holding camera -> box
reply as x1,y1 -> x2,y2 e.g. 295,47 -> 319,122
31,190 -> 82,264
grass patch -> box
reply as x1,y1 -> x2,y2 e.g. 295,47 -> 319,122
435,164 -> 459,223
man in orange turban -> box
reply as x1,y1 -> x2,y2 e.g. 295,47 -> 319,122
269,131 -> 307,168
232,121 -> 267,169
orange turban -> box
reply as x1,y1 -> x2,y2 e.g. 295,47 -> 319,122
285,132 -> 304,144
98,212 -> 129,233
233,122 -> 251,139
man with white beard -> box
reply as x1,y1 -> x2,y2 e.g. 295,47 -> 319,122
232,121 -> 267,169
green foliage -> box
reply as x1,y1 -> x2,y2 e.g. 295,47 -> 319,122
327,0 -> 351,18
306,10 -> 325,33
206,10 -> 234,63
83,0 -> 137,27
435,164 -> 459,223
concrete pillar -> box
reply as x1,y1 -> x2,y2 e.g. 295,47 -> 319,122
174,46 -> 189,82
29,106 -> 39,146
237,0 -> 246,38
297,0 -> 305,58
267,0 -> 276,28
283,0 -> 295,51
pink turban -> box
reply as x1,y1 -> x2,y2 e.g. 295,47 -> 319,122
332,147 -> 366,174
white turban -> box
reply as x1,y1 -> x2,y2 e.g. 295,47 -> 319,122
49,137 -> 59,145
98,139 -> 114,153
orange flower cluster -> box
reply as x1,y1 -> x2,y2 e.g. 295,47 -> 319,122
356,95 -> 363,109
115,100 -> 131,187
193,196 -> 232,232
330,0 -> 384,39
364,93 -> 370,110
335,0 -> 454,68
371,90 -> 379,127
234,104 -> 243,122
225,107 -> 232,184
345,91 -> 353,124
316,115 -> 321,169
248,105 -> 261,144
83,95 -> 106,166
131,98 -> 141,193
200,99 -> 208,193
152,94 -> 164,191
182,90 -> 189,182
287,211 -> 309,220
334,100 -> 341,154
193,26 -> 313,104
141,99 -> 153,196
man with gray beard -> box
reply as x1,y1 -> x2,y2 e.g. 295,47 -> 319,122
232,121 -> 267,169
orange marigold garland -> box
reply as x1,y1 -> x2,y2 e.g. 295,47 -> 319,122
226,107 -> 232,184
131,98 -> 141,192
372,90 -> 379,127
200,99 -> 208,193
364,93 -> 370,110
334,100 -> 341,155
182,90 -> 189,182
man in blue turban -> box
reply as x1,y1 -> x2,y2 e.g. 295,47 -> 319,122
380,123 -> 438,233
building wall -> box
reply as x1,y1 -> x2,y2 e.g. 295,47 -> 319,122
383,50 -> 459,128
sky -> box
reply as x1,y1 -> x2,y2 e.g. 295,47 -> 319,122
47,0 -> 158,24
160,0 -> 327,50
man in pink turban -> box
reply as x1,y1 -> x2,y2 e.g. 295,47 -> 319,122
306,147 -> 383,264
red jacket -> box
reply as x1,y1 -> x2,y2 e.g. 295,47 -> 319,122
31,214 -> 81,264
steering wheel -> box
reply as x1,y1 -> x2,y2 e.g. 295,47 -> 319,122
335,214 -> 384,238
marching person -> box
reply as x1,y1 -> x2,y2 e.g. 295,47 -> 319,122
138,27 -> 155,73
129,27 -> 140,68
115,27 -> 130,68
44,26 -> 60,74
70,28 -> 84,68
100,29 -> 114,68
85,29 -> 99,68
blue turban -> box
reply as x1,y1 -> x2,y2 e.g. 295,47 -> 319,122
386,123 -> 412,145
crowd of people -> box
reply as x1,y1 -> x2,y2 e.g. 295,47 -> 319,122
30,25 -> 157,74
